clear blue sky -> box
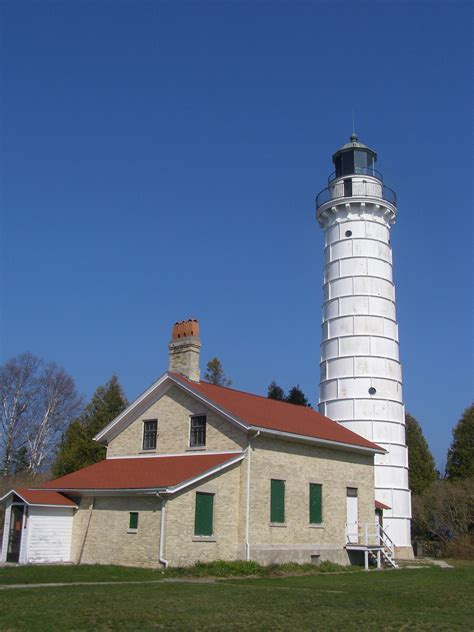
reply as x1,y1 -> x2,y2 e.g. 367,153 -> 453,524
1,2 -> 472,470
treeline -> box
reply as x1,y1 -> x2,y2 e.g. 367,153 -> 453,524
0,353 -> 127,487
406,406 -> 474,559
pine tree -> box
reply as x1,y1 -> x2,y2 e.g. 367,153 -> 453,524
204,358 -> 232,387
267,381 -> 285,401
12,446 -> 29,475
52,375 -> 127,478
445,404 -> 474,481
286,385 -> 311,407
405,413 -> 437,495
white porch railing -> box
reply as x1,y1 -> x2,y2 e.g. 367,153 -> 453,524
345,522 -> 398,569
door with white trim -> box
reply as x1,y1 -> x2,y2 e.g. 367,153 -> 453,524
346,487 -> 358,544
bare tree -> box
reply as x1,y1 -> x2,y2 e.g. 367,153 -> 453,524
0,353 -> 82,475
0,353 -> 40,476
26,363 -> 83,472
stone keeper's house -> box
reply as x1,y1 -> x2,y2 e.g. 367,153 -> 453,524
1,320 -> 391,568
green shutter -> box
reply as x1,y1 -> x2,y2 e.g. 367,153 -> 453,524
194,493 -> 214,536
129,512 -> 138,530
270,479 -> 285,523
309,483 -> 322,524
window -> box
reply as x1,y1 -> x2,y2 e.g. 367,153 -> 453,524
129,512 -> 138,531
309,483 -> 323,524
270,479 -> 285,523
142,419 -> 157,450
190,415 -> 206,447
194,492 -> 214,536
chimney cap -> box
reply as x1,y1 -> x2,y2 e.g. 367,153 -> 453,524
172,319 -> 199,340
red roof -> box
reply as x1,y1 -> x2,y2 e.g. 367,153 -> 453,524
12,488 -> 77,507
172,374 -> 382,452
41,453 -> 242,491
375,500 -> 391,510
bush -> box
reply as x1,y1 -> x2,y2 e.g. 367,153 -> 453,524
166,559 -> 358,578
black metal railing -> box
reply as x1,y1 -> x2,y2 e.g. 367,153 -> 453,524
316,181 -> 397,210
328,166 -> 383,183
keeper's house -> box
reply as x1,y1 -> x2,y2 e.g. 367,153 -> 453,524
1,320 -> 387,567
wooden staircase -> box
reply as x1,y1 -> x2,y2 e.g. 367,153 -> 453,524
345,522 -> 398,570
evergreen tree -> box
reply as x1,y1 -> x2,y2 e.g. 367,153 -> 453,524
267,381 -> 285,401
267,382 -> 311,407
12,446 -> 29,475
405,413 -> 437,495
286,385 -> 311,407
445,404 -> 474,481
204,358 -> 232,387
52,375 -> 127,478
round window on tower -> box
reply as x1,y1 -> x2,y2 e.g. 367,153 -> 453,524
368,387 -> 377,395
345,230 -> 352,238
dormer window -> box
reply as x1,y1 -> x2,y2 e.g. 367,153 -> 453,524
142,419 -> 157,450
190,415 -> 206,448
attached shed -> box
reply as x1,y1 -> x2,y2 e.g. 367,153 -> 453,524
0,489 -> 77,564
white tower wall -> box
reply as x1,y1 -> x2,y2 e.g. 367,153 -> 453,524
317,170 -> 412,553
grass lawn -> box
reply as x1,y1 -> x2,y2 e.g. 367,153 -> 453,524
0,562 -> 472,630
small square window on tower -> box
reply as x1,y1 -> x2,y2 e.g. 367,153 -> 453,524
189,415 -> 206,447
142,419 -> 158,450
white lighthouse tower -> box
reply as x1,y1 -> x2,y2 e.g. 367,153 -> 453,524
316,133 -> 412,556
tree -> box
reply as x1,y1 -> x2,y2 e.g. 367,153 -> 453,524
0,353 -> 82,476
286,385 -> 311,407
405,413 -> 437,495
204,358 -> 232,387
412,478 -> 474,546
446,404 -> 474,481
267,382 -> 311,407
12,446 -> 29,475
52,375 -> 127,478
267,381 -> 285,401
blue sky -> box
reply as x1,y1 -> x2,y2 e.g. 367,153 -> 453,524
1,2 -> 472,469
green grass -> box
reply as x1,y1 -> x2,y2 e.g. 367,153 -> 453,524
0,560 -> 357,585
0,563 -> 472,630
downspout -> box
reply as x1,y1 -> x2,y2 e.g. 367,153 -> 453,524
156,493 -> 169,568
78,498 -> 95,564
245,430 -> 260,561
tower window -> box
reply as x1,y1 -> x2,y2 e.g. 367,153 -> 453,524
345,230 -> 352,237
368,387 -> 377,395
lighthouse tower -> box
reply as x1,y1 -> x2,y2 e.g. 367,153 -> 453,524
316,134 -> 412,556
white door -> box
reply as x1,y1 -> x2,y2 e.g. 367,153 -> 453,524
346,488 -> 358,544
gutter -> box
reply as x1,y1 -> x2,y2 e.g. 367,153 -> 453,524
248,426 -> 385,455
156,493 -> 169,568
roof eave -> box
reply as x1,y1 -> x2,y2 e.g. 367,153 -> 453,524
39,453 -> 246,498
249,426 -> 385,455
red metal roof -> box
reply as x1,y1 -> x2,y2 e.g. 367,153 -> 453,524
375,500 -> 391,510
41,453 -> 242,491
171,374 -> 382,452
13,488 -> 77,507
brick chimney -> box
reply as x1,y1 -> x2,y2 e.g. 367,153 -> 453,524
168,319 -> 201,382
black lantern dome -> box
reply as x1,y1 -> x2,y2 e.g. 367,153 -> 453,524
332,133 -> 379,181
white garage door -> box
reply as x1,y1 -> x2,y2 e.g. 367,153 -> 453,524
26,506 -> 74,563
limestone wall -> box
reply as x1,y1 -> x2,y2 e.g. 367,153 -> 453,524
246,437 -> 375,561
164,461 -> 243,566
73,495 -> 162,568
107,385 -> 246,457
